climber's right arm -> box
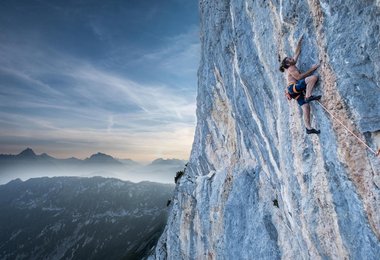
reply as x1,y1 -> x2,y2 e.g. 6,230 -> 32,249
289,64 -> 319,80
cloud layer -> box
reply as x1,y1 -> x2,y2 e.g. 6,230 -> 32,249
0,0 -> 200,162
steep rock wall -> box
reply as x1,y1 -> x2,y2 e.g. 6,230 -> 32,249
155,0 -> 380,259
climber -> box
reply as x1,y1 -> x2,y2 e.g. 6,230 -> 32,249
279,35 -> 321,134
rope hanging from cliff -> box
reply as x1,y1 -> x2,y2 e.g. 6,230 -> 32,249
316,101 -> 380,157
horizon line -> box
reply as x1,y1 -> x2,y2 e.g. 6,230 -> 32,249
0,147 -> 189,163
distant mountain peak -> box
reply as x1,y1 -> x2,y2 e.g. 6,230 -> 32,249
89,152 -> 113,159
151,158 -> 183,163
150,158 -> 186,166
85,152 -> 121,164
118,158 -> 140,166
17,148 -> 37,158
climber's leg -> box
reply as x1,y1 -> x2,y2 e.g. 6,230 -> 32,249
305,75 -> 318,99
302,103 -> 320,134
302,103 -> 311,129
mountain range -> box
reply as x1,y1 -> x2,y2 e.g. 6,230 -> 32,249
0,148 -> 186,165
0,148 -> 187,184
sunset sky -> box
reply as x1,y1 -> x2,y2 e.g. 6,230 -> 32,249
0,0 -> 200,162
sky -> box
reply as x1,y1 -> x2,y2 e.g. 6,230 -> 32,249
0,0 -> 200,163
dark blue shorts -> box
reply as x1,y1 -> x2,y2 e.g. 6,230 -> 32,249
287,79 -> 307,106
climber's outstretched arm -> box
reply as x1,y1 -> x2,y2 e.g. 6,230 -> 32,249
289,64 -> 319,81
293,35 -> 303,63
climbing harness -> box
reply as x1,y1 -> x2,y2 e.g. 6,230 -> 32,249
316,100 -> 380,157
285,82 -> 302,100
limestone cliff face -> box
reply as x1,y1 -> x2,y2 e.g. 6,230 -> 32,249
155,1 -> 380,259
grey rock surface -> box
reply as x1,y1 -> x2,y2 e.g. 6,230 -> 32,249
155,0 -> 380,259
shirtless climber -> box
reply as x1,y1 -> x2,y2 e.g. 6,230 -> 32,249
279,36 -> 321,134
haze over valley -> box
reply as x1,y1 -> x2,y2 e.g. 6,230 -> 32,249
0,148 -> 186,184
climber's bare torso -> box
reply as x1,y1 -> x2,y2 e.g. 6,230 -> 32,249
286,62 -> 299,84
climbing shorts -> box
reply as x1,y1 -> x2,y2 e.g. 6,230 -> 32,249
287,79 -> 307,106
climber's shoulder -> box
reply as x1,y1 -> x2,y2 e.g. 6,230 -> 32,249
287,65 -> 298,72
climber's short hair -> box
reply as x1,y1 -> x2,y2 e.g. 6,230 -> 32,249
279,57 -> 290,72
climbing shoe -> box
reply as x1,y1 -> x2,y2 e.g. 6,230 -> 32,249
305,95 -> 322,103
306,128 -> 320,134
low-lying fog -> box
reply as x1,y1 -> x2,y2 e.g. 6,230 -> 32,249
0,149 -> 187,185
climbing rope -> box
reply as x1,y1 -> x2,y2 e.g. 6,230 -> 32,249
316,100 -> 380,157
